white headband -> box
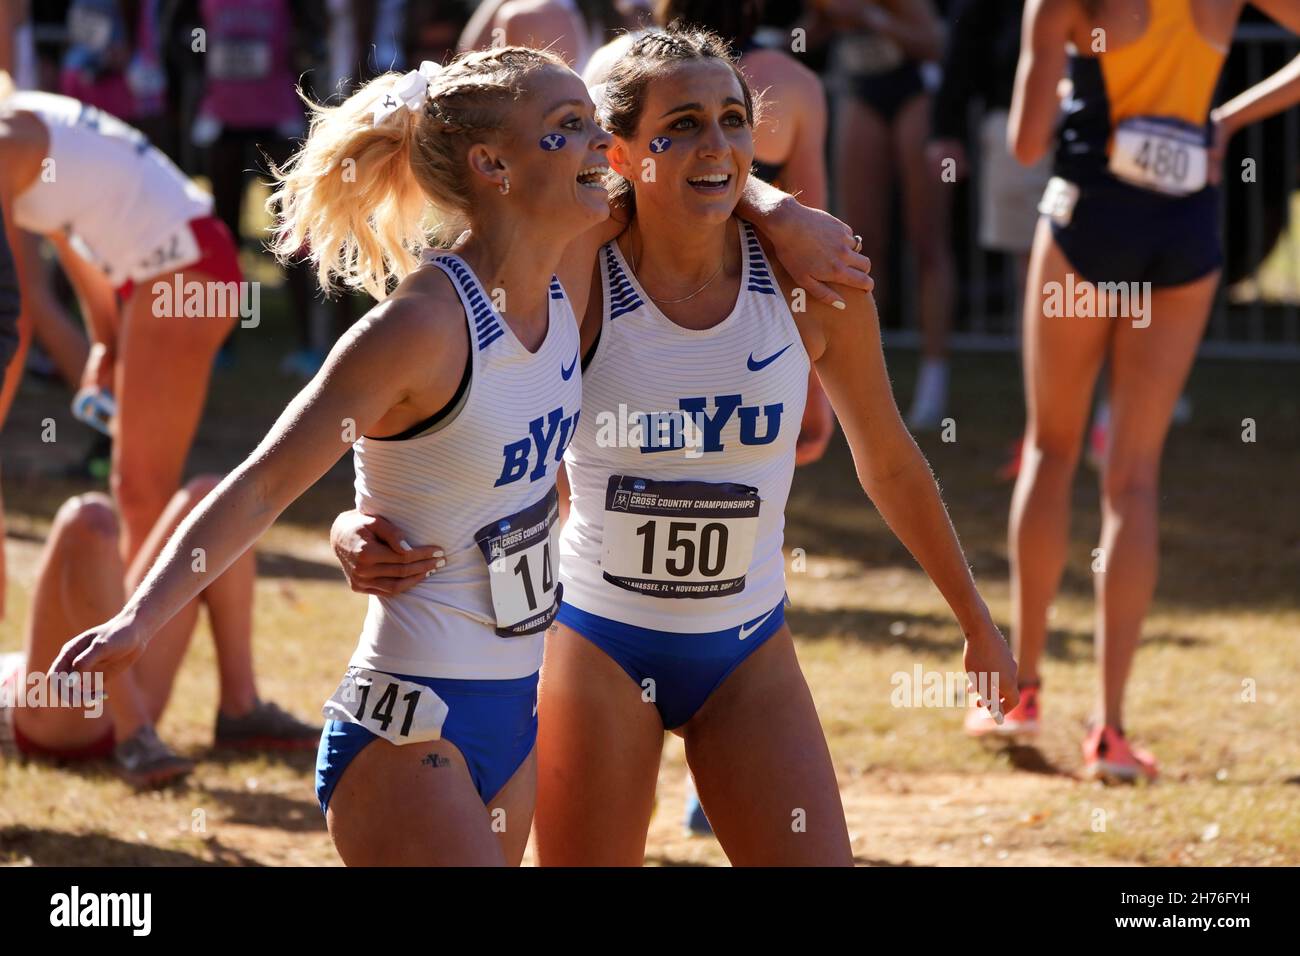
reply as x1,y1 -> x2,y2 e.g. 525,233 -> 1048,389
371,61 -> 443,127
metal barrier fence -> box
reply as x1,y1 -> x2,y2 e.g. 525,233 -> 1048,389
27,19 -> 1300,360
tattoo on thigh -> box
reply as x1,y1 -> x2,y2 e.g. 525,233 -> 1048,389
421,753 -> 450,769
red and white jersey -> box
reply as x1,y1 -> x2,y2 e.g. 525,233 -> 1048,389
8,91 -> 212,286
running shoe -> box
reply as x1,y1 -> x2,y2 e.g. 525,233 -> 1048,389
114,725 -> 195,788
214,699 -> 320,751
683,778 -> 714,837
0,653 -> 23,756
1085,402 -> 1110,472
996,437 -> 1024,482
1082,724 -> 1158,782
906,358 -> 949,431
964,684 -> 1040,738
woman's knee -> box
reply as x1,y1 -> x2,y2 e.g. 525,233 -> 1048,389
1102,461 -> 1160,513
1023,432 -> 1082,476
51,492 -> 119,552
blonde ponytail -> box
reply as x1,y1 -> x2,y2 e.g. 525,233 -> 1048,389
268,46 -> 567,301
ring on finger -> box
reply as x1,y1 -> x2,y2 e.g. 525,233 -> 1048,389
851,234 -> 863,254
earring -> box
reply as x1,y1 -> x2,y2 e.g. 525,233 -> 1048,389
498,176 -> 510,195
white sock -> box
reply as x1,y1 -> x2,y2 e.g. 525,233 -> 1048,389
916,357 -> 949,396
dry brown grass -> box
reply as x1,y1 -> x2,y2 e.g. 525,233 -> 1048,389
2,315 -> 1297,866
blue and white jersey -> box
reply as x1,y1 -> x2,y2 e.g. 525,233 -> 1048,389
560,219 -> 809,633
350,252 -> 582,679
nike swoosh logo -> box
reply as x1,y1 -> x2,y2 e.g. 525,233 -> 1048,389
738,608 -> 777,641
561,351 -> 578,380
747,344 -> 792,372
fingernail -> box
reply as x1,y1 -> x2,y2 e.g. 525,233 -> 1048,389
832,300 -> 846,310
400,540 -> 412,552
436,558 -> 446,569
432,549 -> 444,558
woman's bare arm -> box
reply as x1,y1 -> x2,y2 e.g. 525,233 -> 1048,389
774,59 -> 830,211
50,292 -> 462,676
1008,0 -> 1073,165
804,286 -> 994,630
47,231 -> 119,350
738,176 -> 873,307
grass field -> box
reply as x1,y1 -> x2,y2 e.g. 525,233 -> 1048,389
1,275 -> 1297,866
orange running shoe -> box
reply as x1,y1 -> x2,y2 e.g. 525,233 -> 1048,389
996,438 -> 1024,482
1085,406 -> 1110,472
964,684 -> 1040,738
1082,724 -> 1158,782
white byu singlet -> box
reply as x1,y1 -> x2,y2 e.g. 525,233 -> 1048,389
7,91 -> 212,286
560,219 -> 809,633
350,253 -> 582,680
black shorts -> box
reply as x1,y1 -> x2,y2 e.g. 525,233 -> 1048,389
848,61 -> 925,123
1050,177 -> 1222,288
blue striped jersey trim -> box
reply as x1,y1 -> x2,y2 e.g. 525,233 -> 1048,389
743,224 -> 777,295
549,276 -> 565,300
604,245 -> 644,320
434,255 -> 505,350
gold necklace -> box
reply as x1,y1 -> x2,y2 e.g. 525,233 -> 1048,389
628,228 -> 726,304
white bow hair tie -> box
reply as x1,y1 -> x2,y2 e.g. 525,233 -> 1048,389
371,61 -> 443,127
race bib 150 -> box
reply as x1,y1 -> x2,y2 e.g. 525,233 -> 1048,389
601,475 -> 760,598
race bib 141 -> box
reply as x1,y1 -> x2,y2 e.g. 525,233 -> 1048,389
322,667 -> 449,745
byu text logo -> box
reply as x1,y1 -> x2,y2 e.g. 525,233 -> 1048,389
594,394 -> 784,457
496,407 -> 580,486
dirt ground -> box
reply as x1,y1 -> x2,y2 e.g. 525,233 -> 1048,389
2,334 -> 1297,867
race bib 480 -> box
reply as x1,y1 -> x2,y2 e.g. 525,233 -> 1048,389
601,475 -> 761,598
1108,116 -> 1208,196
